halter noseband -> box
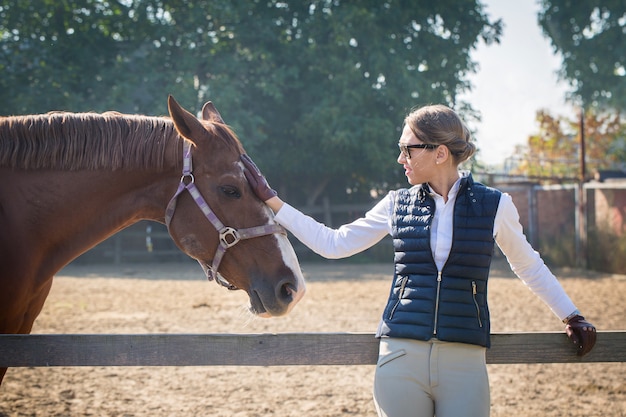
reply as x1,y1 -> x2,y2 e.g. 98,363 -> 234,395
164,140 -> 286,290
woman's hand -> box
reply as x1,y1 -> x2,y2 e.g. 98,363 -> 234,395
240,154 -> 278,202
565,314 -> 597,356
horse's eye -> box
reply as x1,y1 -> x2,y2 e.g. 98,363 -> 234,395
219,185 -> 241,199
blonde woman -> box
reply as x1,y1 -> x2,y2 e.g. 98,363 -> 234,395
242,104 -> 596,417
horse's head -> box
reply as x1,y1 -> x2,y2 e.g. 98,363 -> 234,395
165,96 -> 305,317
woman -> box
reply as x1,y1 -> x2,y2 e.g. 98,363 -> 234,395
241,104 -> 596,417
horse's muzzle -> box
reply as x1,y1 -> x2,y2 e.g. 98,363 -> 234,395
249,276 -> 306,318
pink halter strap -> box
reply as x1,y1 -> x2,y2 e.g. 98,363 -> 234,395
165,140 -> 285,289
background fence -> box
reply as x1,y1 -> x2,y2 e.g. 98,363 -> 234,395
72,180 -> 626,274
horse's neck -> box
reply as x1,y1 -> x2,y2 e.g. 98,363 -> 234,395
1,167 -> 177,277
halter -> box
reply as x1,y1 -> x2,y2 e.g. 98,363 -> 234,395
164,140 -> 286,290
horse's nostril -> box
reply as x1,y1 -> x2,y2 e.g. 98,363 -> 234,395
278,280 -> 297,301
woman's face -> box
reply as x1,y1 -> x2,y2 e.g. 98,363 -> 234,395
397,124 -> 437,185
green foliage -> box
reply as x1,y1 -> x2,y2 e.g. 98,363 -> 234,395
538,1 -> 626,110
1,0 -> 161,114
0,1 -> 502,205
512,108 -> 625,180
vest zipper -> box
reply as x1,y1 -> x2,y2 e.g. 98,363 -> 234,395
433,270 -> 442,335
472,281 -> 483,328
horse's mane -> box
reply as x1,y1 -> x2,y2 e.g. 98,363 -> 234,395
0,111 -> 181,171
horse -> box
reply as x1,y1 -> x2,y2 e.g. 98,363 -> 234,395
0,96 -> 306,384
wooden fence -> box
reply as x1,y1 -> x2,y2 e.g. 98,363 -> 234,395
1,331 -> 624,367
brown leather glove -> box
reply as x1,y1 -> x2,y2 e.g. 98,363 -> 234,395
241,154 -> 278,202
565,314 -> 597,356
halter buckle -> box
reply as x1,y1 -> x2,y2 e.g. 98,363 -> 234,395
219,227 -> 240,248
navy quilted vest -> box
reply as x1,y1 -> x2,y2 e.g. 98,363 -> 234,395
376,174 -> 501,347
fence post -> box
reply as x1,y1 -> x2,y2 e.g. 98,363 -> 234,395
576,182 -> 588,268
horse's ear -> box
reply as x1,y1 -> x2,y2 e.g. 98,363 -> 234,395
202,101 -> 225,124
168,95 -> 204,144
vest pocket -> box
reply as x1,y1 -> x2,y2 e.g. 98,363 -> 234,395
388,275 -> 408,320
472,281 -> 483,328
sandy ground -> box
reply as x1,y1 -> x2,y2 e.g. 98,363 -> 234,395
0,258 -> 625,417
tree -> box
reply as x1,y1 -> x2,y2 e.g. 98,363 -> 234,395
0,0 -> 193,115
0,1 -> 502,205
182,1 -> 502,205
510,108 -> 625,180
538,1 -> 626,110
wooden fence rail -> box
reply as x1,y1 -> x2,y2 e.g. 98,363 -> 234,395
1,331 -> 624,367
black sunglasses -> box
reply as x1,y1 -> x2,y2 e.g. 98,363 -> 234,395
398,143 -> 438,159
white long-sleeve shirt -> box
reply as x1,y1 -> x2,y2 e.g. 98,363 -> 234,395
274,177 -> 577,321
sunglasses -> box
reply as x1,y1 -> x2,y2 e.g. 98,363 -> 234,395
398,143 -> 438,159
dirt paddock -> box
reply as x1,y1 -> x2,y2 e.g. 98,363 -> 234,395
1,259 -> 625,416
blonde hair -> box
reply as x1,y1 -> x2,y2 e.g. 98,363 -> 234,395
404,104 -> 476,164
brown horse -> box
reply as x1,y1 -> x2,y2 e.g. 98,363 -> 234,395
0,96 -> 306,384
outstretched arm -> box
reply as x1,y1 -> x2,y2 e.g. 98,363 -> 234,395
494,194 -> 596,356
241,153 -> 390,259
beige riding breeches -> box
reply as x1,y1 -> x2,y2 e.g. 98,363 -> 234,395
373,338 -> 490,417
